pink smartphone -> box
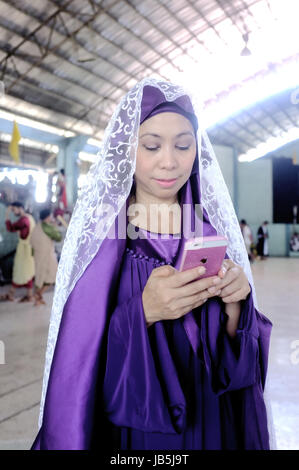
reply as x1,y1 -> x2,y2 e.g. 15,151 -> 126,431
179,235 -> 228,279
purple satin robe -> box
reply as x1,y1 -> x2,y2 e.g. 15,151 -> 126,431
31,164 -> 272,451
102,225 -> 271,450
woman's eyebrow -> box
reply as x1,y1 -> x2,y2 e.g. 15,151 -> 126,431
140,132 -> 161,138
176,131 -> 194,138
140,131 -> 194,138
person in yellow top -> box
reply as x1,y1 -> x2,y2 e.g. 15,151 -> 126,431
1,201 -> 35,302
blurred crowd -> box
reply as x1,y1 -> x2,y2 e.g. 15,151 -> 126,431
0,169 -> 70,306
239,219 -> 270,263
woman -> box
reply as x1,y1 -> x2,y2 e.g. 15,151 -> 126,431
32,79 -> 273,450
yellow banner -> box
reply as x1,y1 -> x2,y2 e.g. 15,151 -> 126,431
8,120 -> 21,163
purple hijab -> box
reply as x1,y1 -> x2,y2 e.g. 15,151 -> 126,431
31,86 -> 271,450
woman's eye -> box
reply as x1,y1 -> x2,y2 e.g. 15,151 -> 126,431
176,145 -> 190,150
144,145 -> 159,151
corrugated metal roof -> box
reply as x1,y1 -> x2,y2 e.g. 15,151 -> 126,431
0,0 -> 297,156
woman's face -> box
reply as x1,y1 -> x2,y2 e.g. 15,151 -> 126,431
135,112 -> 196,203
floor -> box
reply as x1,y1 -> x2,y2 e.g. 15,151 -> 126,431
0,257 -> 298,450
251,257 -> 299,450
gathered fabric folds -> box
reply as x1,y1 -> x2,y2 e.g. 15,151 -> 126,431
101,230 -> 272,450
32,223 -> 272,451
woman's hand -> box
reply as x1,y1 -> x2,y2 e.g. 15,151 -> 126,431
142,265 -> 222,326
207,259 -> 251,304
207,259 -> 251,337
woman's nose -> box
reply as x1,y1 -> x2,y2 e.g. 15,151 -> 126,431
158,146 -> 178,170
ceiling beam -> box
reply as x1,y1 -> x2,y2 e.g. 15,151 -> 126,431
186,0 -> 229,46
215,0 -> 247,36
271,95 -> 299,128
216,122 -> 253,149
124,0 -> 203,68
7,0 -> 155,91
48,0 -> 169,81
0,0 -> 129,99
258,102 -> 288,133
152,0 -> 210,53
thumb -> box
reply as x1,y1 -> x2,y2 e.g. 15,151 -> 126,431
218,259 -> 233,278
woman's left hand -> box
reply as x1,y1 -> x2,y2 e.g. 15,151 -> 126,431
208,259 -> 251,303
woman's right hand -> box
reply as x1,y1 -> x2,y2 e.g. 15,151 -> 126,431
142,265 -> 222,326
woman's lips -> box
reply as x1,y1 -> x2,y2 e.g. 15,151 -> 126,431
154,178 -> 178,187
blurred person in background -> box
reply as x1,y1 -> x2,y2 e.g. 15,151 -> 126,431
56,169 -> 67,210
0,201 -> 35,302
30,208 -> 62,306
53,207 -> 69,262
240,219 -> 254,263
257,221 -> 269,260
290,231 -> 299,252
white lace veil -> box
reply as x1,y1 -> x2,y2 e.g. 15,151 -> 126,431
38,77 -> 275,448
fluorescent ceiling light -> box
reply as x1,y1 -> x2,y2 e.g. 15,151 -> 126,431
0,109 -> 76,137
87,137 -> 102,148
0,132 -> 59,153
238,127 -> 299,162
78,151 -> 98,163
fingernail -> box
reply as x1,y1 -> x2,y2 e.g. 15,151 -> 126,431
208,287 -> 216,294
213,277 -> 221,285
198,266 -> 206,274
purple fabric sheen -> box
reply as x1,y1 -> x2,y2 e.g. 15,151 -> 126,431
102,227 -> 272,449
32,227 -> 127,450
31,188 -> 272,449
140,101 -> 199,133
31,85 -> 272,450
140,86 -> 198,132
200,291 -> 259,394
103,293 -> 186,434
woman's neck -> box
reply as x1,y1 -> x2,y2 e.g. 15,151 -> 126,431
129,191 -> 181,234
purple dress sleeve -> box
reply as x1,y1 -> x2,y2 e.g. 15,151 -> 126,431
200,286 -> 271,395
102,250 -> 272,448
103,292 -> 186,434
196,286 -> 271,449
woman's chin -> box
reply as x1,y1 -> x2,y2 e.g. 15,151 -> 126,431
152,188 -> 179,201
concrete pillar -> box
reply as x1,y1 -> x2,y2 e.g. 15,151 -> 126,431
56,135 -> 88,208
233,146 -> 239,218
